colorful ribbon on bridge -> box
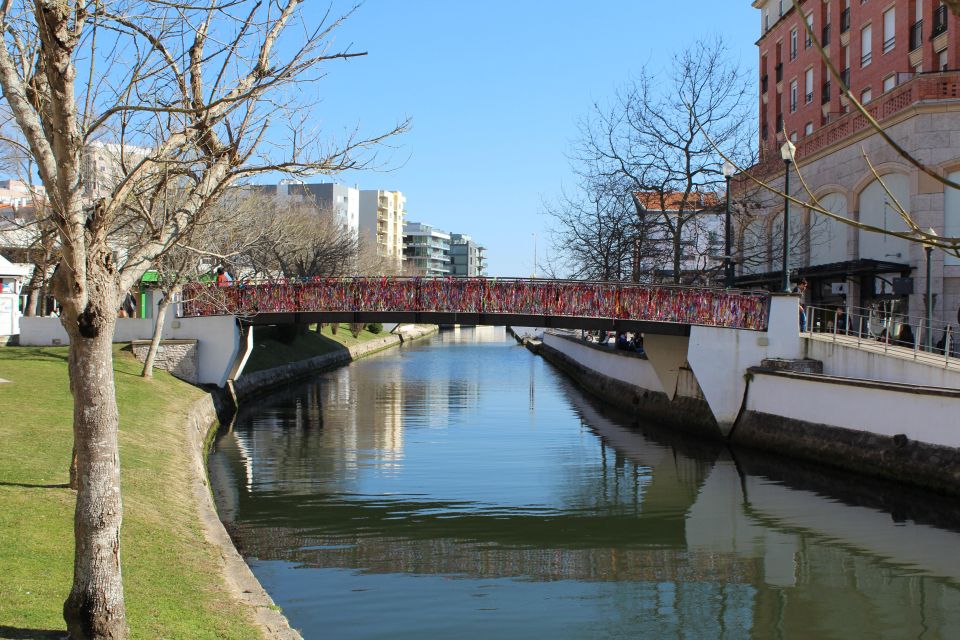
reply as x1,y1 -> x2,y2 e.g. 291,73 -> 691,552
180,278 -> 770,330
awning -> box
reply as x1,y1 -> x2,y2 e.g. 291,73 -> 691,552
734,259 -> 911,288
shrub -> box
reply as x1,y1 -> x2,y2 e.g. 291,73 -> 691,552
366,322 -> 383,334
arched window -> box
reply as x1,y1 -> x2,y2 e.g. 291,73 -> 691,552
857,175 -> 910,262
809,193 -> 849,265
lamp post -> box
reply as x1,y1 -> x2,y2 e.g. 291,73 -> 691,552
722,160 -> 736,287
924,228 -> 938,351
780,139 -> 796,292
532,232 -> 537,279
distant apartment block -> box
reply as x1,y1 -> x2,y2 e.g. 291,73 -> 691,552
403,221 -> 451,276
81,141 -> 151,199
449,233 -> 487,277
250,181 -> 360,236
360,190 -> 406,267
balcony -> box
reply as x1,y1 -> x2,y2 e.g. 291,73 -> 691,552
822,23 -> 831,47
762,74 -> 769,94
822,81 -> 831,104
933,4 -> 948,38
775,62 -> 784,83
910,19 -> 923,51
840,7 -> 850,33
754,70 -> 960,176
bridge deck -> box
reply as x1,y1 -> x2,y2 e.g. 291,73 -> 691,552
181,278 -> 770,332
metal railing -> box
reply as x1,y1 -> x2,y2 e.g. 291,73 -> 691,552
180,277 -> 773,331
803,304 -> 959,366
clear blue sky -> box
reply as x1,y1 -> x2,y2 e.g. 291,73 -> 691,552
313,1 -> 760,276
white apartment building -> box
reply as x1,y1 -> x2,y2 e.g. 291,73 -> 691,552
81,141 -> 152,200
360,190 -> 406,267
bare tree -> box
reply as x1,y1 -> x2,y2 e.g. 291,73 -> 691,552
542,174 -> 660,281
0,1 -> 407,637
249,200 -> 361,279
571,37 -> 756,284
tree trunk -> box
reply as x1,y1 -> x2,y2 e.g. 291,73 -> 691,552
24,266 -> 43,317
142,288 -> 175,378
62,301 -> 128,639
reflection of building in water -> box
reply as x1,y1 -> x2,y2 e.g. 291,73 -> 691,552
687,457 -> 960,637
437,325 -> 504,344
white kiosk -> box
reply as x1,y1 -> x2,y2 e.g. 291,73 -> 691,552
0,255 -> 29,338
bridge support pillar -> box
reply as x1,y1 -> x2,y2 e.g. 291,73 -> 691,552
643,334 -> 690,400
687,294 -> 801,436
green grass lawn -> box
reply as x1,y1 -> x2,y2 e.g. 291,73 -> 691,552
0,345 -> 260,640
243,323 -> 390,373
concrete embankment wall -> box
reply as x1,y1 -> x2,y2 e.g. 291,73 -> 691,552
733,368 -> 960,493
187,324 -> 437,639
536,330 -> 960,494
538,332 -> 722,439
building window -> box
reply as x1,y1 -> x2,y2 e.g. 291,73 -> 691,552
790,131 -> 798,142
940,49 -> 949,70
805,121 -> 814,136
765,10 -> 770,32
790,79 -> 798,111
883,74 -> 896,92
883,8 -> 896,53
805,13 -> 814,48
861,87 -> 872,103
805,68 -> 814,102
791,28 -> 798,59
779,0 -> 785,17
861,24 -> 873,66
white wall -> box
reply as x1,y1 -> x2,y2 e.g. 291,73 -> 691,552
541,333 -> 666,395
20,317 -> 155,345
805,337 -> 960,389
747,371 -> 960,448
165,316 -> 239,387
20,313 -> 239,387
687,295 -> 803,433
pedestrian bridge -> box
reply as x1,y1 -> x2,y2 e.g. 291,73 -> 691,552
180,278 -> 771,335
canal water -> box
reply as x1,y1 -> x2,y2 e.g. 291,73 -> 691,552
210,327 -> 960,639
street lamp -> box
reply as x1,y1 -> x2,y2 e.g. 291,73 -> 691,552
532,232 -> 537,279
924,227 -> 938,350
722,160 -> 736,288
780,139 -> 797,292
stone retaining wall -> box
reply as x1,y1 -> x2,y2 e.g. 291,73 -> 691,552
132,339 -> 199,384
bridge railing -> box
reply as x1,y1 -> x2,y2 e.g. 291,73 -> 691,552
180,278 -> 771,331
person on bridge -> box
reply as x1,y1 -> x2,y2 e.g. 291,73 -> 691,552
793,279 -> 808,331
216,267 -> 233,287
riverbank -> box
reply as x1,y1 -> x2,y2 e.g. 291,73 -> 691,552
0,324 -> 439,639
0,345 -> 261,639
